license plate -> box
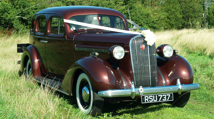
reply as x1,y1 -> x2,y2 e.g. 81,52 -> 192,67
141,93 -> 173,104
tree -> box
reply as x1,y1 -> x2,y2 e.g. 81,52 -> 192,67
0,0 -> 65,31
0,0 -> 210,31
207,2 -> 214,28
124,0 -> 168,30
179,0 -> 203,28
161,0 -> 183,29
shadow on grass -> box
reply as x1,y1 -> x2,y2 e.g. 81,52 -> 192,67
44,86 -> 172,117
103,101 -> 172,117
35,82 -> 78,109
52,88 -> 171,117
54,91 -> 78,108
18,74 -> 173,117
38,82 -> 172,117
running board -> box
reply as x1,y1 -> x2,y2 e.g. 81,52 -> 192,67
34,76 -> 69,95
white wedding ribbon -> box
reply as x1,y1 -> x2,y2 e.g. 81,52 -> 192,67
141,29 -> 156,46
64,19 -> 140,34
64,19 -> 156,46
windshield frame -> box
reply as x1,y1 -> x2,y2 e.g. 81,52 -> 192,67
68,14 -> 127,32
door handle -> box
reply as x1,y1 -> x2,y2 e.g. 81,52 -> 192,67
40,40 -> 48,43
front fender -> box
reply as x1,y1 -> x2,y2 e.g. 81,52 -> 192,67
158,54 -> 193,86
61,56 -> 125,95
20,45 -> 47,77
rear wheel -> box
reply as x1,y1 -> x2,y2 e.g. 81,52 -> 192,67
25,59 -> 32,79
171,92 -> 190,107
76,73 -> 104,116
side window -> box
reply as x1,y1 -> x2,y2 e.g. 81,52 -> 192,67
100,16 -> 110,27
50,17 -> 64,35
36,16 -> 46,33
31,16 -> 35,33
116,17 -> 125,30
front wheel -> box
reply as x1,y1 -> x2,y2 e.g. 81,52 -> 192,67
171,92 -> 190,107
25,59 -> 32,79
76,73 -> 104,116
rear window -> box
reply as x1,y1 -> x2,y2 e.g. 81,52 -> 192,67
36,16 -> 46,33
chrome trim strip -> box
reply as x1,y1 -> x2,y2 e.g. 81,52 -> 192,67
147,45 -> 152,86
157,69 -> 166,86
129,35 -> 143,85
33,78 -> 69,96
177,79 -> 182,95
118,69 -> 127,89
98,79 -> 199,98
131,82 -> 135,99
40,40 -> 48,43
75,47 -> 109,54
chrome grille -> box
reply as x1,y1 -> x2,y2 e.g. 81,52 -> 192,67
130,35 -> 157,87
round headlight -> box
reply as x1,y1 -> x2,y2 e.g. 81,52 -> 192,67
163,45 -> 173,58
157,44 -> 174,58
112,46 -> 125,60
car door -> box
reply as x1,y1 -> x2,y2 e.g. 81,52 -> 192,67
34,15 -> 48,70
45,15 -> 75,78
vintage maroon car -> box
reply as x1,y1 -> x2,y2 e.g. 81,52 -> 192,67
17,6 -> 199,116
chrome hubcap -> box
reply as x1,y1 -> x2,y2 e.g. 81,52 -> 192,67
29,68 -> 32,75
82,86 -> 90,103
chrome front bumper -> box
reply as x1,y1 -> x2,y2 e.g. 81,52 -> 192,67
98,79 -> 200,99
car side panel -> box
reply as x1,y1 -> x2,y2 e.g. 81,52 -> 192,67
21,45 -> 47,77
157,54 -> 193,86
61,56 -> 128,95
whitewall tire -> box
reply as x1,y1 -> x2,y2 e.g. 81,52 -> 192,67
26,59 -> 32,79
76,73 -> 104,116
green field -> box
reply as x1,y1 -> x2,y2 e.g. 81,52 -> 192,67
0,29 -> 213,118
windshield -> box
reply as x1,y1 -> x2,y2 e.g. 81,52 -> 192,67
69,14 -> 126,31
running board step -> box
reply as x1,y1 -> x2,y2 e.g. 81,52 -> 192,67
33,76 -> 69,95
35,76 -> 62,88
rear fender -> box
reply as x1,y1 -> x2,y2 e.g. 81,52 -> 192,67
157,54 -> 193,86
20,45 -> 47,77
61,56 -> 124,95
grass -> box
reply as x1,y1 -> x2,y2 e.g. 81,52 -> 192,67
0,29 -> 214,118
155,29 -> 214,56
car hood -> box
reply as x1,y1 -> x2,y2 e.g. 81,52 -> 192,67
73,32 -> 140,45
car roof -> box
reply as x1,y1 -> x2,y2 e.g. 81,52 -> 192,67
37,6 -> 126,19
